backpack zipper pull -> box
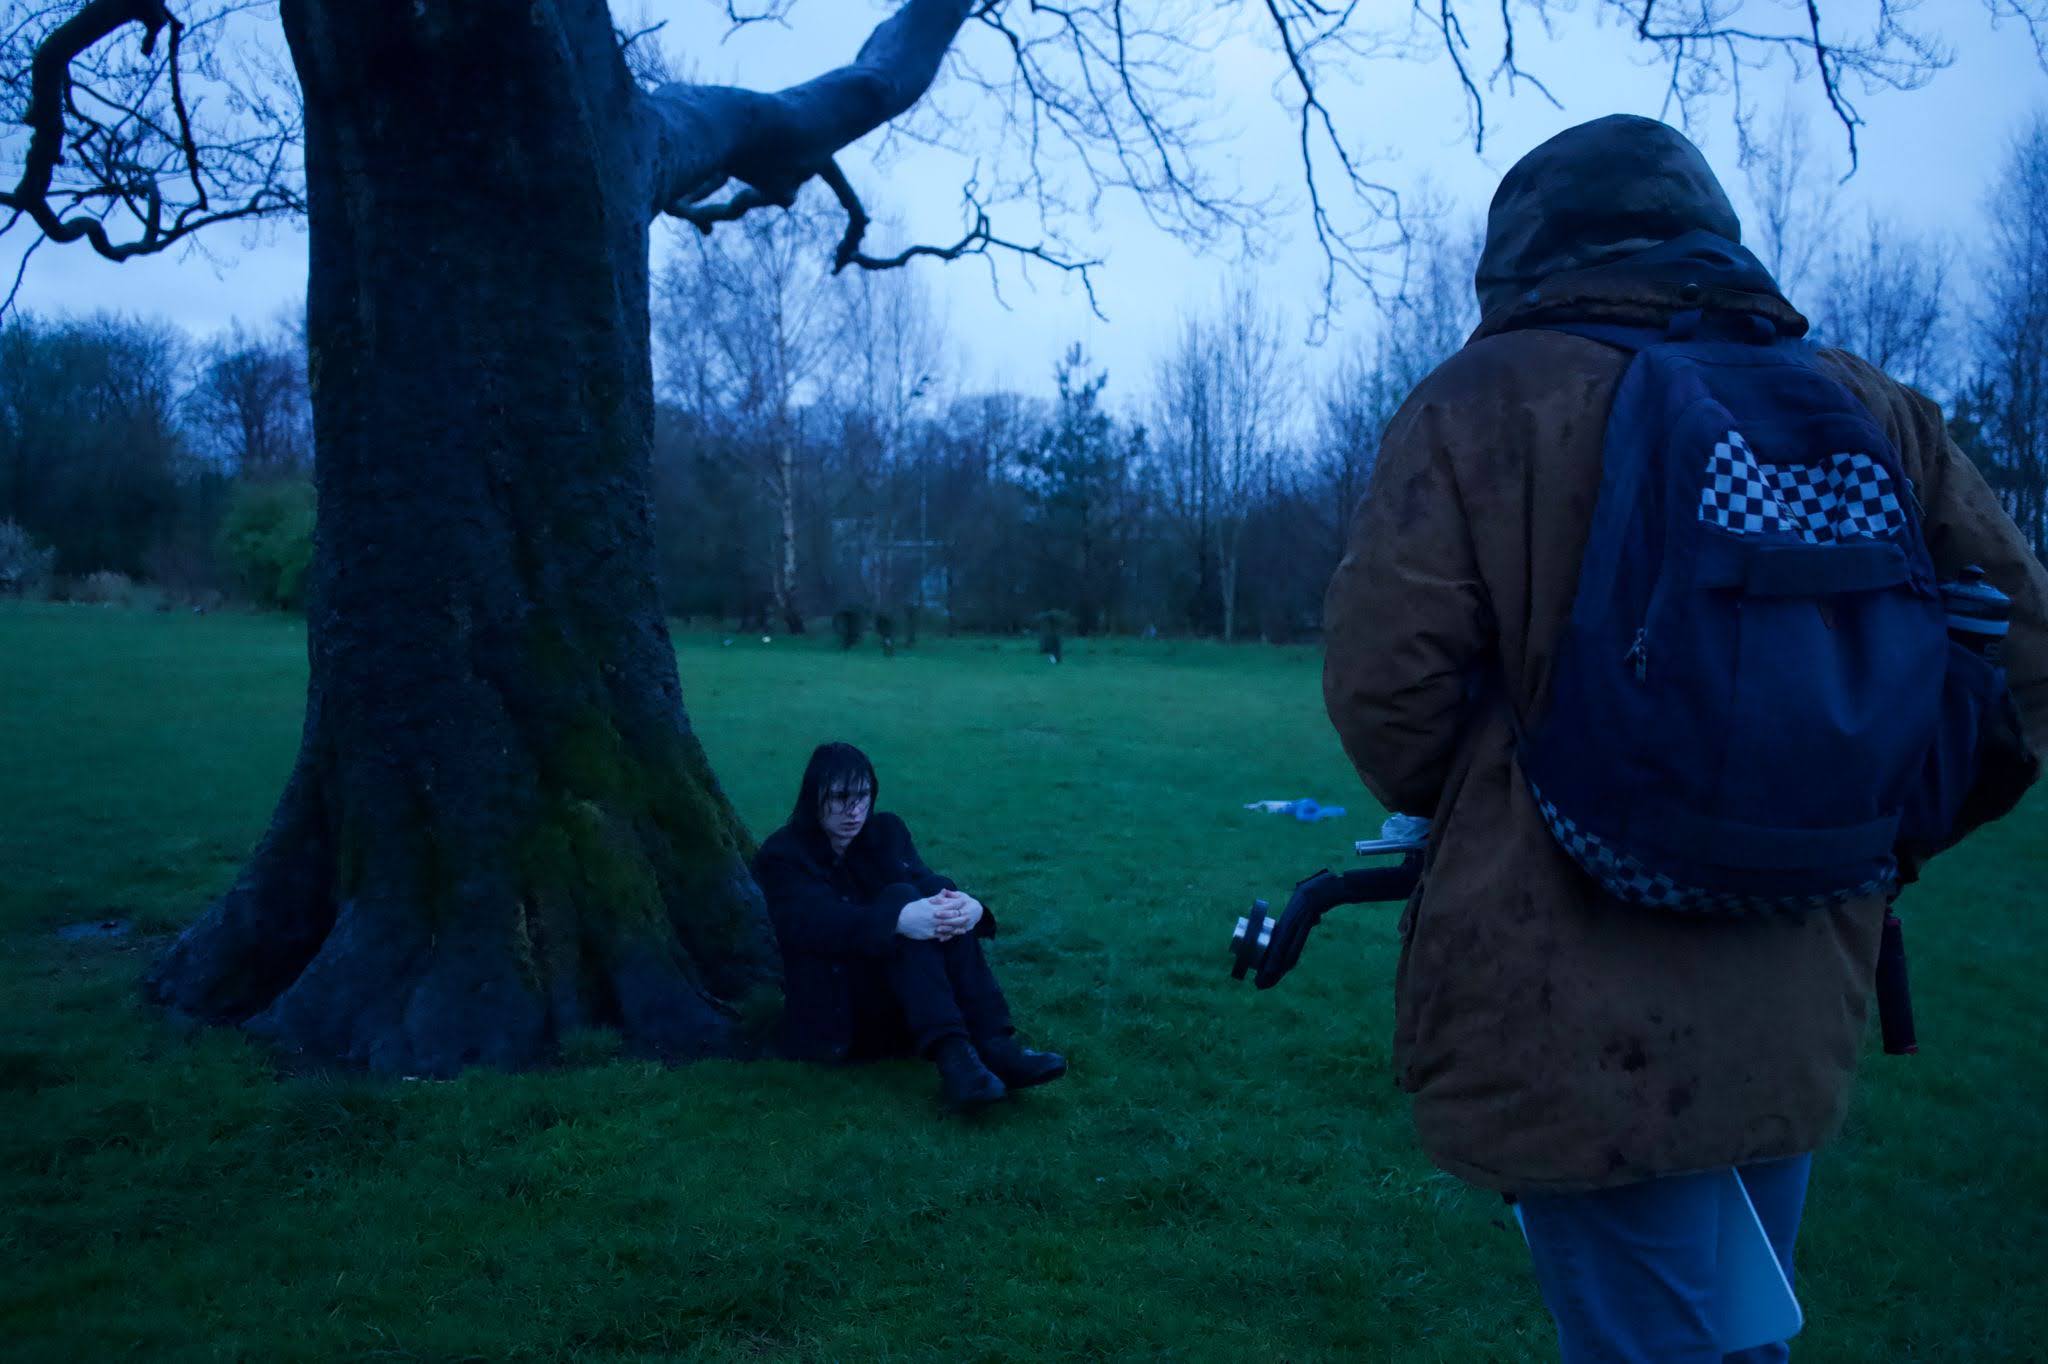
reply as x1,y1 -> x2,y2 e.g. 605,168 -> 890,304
1625,628 -> 1649,682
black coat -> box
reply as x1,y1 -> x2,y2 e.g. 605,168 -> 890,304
752,811 -> 997,1060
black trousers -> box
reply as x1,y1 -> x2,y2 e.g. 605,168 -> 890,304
847,934 -> 1014,1058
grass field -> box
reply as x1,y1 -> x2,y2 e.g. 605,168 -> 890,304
2,602 -> 2044,1362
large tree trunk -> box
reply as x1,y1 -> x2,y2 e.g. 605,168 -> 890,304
147,0 -> 780,1075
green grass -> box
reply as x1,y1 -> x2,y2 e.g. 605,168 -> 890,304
1,602 -> 2043,1362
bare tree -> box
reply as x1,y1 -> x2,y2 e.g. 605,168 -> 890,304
0,1 -> 302,313
662,198 -> 840,633
1312,346 -> 1395,555
1381,210 -> 1483,389
1152,286 -> 1305,640
1967,115 -> 2048,554
187,315 -> 311,476
1739,105 -> 1840,301
829,257 -> 945,612
1210,287 -> 1289,642
1310,213 -> 1479,600
3,0 -> 2023,1074
1811,213 -> 1954,396
1153,314 -> 1222,630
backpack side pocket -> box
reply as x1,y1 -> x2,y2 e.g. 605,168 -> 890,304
1897,642 -> 2039,882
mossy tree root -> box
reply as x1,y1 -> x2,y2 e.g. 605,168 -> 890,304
147,718 -> 782,1077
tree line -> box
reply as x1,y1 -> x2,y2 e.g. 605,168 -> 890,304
1743,111 -> 2048,561
0,310 -> 312,606
653,195 -> 1476,642
5,112 -> 2045,634
637,108 -> 2048,641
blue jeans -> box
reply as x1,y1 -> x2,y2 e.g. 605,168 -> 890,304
1518,1155 -> 1813,1364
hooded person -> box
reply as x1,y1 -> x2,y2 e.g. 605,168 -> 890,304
1323,114 -> 2048,1362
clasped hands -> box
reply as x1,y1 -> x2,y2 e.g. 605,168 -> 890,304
896,888 -> 984,941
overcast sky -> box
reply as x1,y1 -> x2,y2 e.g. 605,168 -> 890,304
8,2 -> 2045,404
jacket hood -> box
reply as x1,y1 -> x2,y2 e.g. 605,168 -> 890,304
1475,114 -> 1757,318
1469,231 -> 1808,344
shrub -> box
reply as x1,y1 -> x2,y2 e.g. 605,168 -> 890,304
0,520 -> 55,598
73,570 -> 137,607
217,479 -> 316,610
832,606 -> 867,650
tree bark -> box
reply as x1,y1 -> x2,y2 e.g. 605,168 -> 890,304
147,0 -> 781,1074
774,437 -> 803,634
1219,540 -> 1238,644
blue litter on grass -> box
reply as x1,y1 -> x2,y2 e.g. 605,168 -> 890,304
1243,798 -> 1347,822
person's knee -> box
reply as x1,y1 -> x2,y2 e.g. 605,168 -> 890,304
936,933 -> 998,980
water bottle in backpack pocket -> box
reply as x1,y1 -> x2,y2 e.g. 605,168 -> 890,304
1516,312 -> 2017,913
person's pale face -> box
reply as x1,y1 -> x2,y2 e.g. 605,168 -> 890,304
821,784 -> 873,852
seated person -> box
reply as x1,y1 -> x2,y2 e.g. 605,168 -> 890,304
752,741 -> 1066,1107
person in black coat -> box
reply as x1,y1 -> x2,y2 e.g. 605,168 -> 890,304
752,741 -> 1067,1107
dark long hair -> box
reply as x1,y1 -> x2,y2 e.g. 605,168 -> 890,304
789,741 -> 880,836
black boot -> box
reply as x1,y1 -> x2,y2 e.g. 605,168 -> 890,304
933,1036 -> 1006,1108
976,1033 -> 1067,1089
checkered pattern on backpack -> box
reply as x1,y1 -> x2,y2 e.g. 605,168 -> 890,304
1529,783 -> 1891,915
1699,431 -> 1907,543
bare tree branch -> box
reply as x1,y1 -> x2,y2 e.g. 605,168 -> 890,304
5,0 -> 2005,335
815,159 -> 1103,317
720,0 -> 798,35
953,1 -> 1258,246
0,0 -> 300,303
645,0 -> 977,218
615,14 -> 679,87
1255,0 -> 1410,330
2,224 -> 46,316
1587,0 -> 1949,170
1982,0 -> 2048,62
648,0 -> 1975,332
676,185 -> 782,231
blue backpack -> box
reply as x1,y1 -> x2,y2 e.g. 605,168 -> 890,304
1518,311 -> 1954,913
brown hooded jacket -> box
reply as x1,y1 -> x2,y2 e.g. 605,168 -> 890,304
1323,116 -> 2048,1193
